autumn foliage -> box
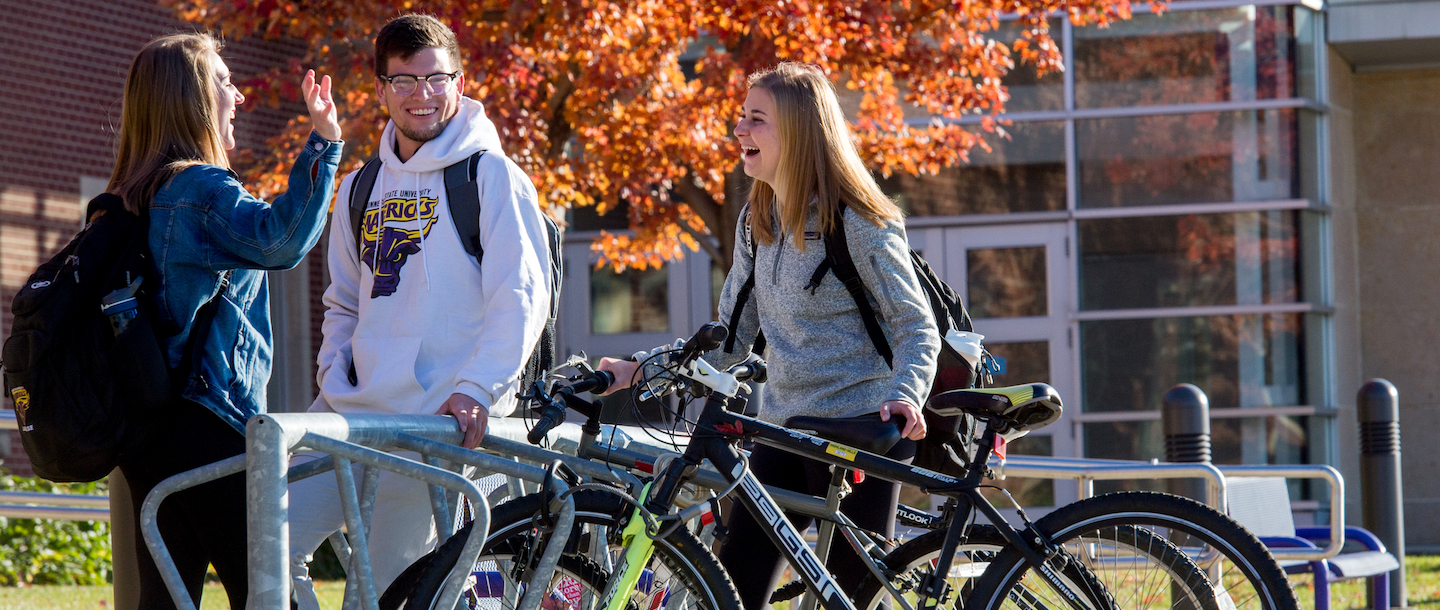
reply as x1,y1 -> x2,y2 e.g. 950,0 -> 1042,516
165,0 -> 1146,271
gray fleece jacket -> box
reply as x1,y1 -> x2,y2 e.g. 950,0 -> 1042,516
697,203 -> 940,425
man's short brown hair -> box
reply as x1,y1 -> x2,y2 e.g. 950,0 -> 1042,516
374,14 -> 461,76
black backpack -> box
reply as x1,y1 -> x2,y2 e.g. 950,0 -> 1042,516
347,151 -> 563,401
724,202 -> 986,477
1,194 -> 226,482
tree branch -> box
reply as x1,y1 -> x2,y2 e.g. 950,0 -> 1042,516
545,67 -> 577,159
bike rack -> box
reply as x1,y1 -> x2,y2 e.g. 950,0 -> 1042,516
995,455 -> 1345,562
133,414 -> 585,610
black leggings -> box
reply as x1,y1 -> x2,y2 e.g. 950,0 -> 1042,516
118,398 -> 249,609
716,439 -> 916,609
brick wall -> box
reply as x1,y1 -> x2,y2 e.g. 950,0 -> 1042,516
0,0 -> 308,475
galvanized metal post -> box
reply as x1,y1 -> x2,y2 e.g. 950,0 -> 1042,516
1359,379 -> 1407,607
247,415 -> 295,610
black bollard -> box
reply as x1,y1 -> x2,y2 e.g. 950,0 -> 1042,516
1358,379 -> 1406,607
1162,383 -> 1212,502
1162,383 -> 1211,610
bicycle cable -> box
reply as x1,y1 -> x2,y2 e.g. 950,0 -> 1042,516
647,449 -> 750,541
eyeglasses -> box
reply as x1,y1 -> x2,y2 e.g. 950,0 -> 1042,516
379,71 -> 461,97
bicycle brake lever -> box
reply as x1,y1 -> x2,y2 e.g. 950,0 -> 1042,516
552,352 -> 589,376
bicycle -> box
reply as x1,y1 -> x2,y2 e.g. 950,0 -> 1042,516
387,322 -> 1297,610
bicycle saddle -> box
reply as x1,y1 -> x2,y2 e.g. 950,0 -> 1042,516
927,383 -> 1063,434
783,414 -> 904,455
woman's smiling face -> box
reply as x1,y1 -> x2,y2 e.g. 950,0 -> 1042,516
735,87 -> 781,186
209,50 -> 244,151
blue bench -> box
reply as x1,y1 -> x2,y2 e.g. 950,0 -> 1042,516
1227,477 -> 1399,610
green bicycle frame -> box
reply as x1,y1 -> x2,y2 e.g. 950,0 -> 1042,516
602,483 -> 659,610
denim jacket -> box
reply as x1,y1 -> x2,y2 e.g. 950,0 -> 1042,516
147,131 -> 343,433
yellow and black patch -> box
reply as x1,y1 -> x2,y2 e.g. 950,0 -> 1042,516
10,386 -> 29,425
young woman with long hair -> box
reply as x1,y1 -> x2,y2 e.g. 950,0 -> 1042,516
601,62 -> 941,608
107,32 -> 342,608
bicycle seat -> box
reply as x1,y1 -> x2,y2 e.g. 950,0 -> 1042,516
927,383 -> 1063,434
783,414 -> 904,455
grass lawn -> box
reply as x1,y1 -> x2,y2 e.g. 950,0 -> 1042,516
0,579 -> 346,609
1304,553 -> 1440,609
6,555 -> 1440,609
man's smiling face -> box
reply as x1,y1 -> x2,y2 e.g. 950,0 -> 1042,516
376,46 -> 463,153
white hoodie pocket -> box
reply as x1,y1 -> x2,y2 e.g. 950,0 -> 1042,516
323,336 -> 425,413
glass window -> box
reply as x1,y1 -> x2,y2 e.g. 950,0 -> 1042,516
984,341 -> 1051,386
880,121 -> 1065,217
570,201 -> 629,232
590,266 -> 669,334
1294,8 -> 1322,101
1077,109 -> 1302,208
1087,415 -> 1310,484
1080,211 -> 1300,310
968,246 -> 1047,318
994,19 -> 1065,113
1211,415 -> 1308,465
1084,420 -> 1161,462
1074,6 -> 1304,108
1081,313 -> 1303,413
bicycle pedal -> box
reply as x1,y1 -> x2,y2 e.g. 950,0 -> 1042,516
769,581 -> 806,604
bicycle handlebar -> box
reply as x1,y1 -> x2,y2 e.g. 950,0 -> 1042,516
728,360 -> 767,384
526,323 -> 755,444
526,369 -> 615,444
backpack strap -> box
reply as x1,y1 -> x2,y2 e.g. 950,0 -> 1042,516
821,202 -> 894,368
444,151 -> 486,263
723,207 -> 763,355
349,157 -> 383,259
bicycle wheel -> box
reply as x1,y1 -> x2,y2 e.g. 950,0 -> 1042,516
380,489 -> 742,610
968,491 -> 1297,610
857,523 -> 1217,610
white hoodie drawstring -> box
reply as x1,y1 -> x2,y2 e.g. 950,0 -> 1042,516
417,172 -> 431,291
370,171 -> 383,277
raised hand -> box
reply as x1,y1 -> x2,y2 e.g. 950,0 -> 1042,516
302,69 -> 341,141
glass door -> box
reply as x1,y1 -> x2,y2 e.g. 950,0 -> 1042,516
916,222 -> 1076,508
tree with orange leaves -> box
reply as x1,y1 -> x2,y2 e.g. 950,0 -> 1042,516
165,0 -> 1145,272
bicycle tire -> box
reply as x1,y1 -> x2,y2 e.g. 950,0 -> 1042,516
380,489 -> 742,610
968,492 -> 1297,610
856,523 -> 1218,610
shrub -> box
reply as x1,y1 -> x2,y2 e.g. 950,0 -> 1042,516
0,471 -> 111,586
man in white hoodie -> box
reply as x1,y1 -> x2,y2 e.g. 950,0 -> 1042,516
287,14 -> 552,607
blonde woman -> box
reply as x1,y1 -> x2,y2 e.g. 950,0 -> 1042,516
601,62 -> 940,608
107,33 -> 341,608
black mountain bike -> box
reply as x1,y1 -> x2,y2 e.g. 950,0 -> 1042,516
388,323 -> 1297,610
